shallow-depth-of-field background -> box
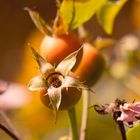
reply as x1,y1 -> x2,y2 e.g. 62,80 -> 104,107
1,0 -> 140,140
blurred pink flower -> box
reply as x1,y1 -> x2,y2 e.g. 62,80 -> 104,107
0,80 -> 31,110
117,102 -> 140,122
0,80 -> 9,94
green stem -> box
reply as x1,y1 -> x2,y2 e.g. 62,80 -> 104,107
80,90 -> 89,140
67,107 -> 78,140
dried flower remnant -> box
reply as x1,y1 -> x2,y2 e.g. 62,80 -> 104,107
94,99 -> 140,127
94,99 -> 127,123
94,99 -> 128,140
28,46 -> 92,112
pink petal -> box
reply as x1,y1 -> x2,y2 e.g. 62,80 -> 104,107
127,102 -> 140,113
0,80 -> 9,94
117,105 -> 138,122
0,82 -> 31,110
117,111 -> 137,122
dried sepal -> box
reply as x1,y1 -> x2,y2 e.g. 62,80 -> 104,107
28,76 -> 46,91
25,7 -> 52,35
62,76 -> 93,92
30,47 -> 46,67
47,88 -> 62,111
53,11 -> 68,36
56,47 -> 82,75
31,47 -> 55,77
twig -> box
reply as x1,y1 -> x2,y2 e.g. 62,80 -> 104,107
67,107 -> 78,140
118,121 -> 127,140
0,123 -> 19,140
80,90 -> 89,140
0,110 -> 20,139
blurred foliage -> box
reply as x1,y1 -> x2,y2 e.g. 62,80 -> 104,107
131,0 -> 140,28
97,0 -> 127,34
60,0 -> 127,34
127,123 -> 140,140
60,0 -> 106,30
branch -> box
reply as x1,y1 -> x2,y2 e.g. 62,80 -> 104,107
0,110 -> 20,139
0,123 -> 19,140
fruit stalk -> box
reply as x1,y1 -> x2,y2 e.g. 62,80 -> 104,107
67,107 -> 78,140
80,90 -> 89,140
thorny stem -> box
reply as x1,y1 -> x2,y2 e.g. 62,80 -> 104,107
0,110 -> 20,140
80,90 -> 89,140
0,123 -> 19,140
118,121 -> 127,140
67,107 -> 78,140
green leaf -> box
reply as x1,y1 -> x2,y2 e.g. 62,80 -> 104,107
94,38 -> 116,49
60,0 -> 106,31
56,47 -> 82,75
97,0 -> 127,34
28,76 -> 46,91
25,8 -> 52,35
127,124 -> 140,140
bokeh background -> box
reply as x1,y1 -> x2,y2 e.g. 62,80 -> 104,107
0,0 -> 140,140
